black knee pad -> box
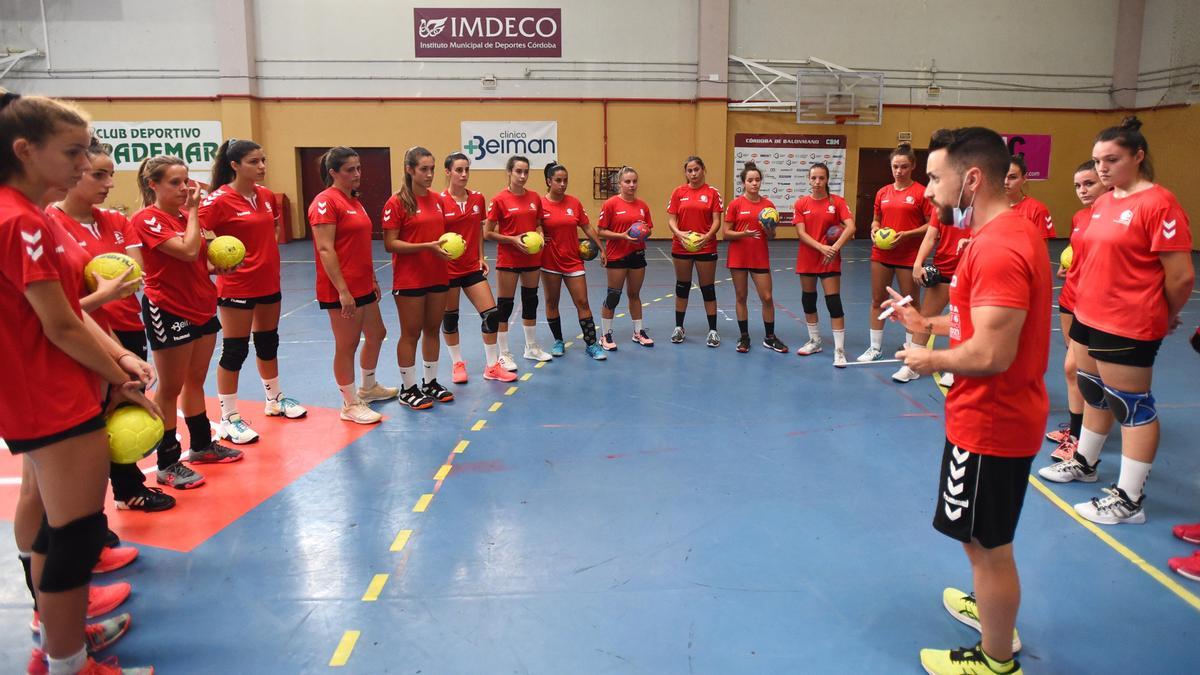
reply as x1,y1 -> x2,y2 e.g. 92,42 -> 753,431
442,309 -> 460,335
604,287 -> 622,310
802,291 -> 819,315
700,284 -> 716,302
40,511 -> 107,593
31,515 -> 50,555
252,329 -> 280,361
219,336 -> 251,371
520,285 -> 539,321
1076,370 -> 1109,410
496,297 -> 515,323
824,293 -> 844,319
675,281 -> 691,298
479,307 -> 499,334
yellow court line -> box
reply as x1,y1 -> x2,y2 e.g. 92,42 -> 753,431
564,341 -> 574,348
521,373 -> 532,381
642,302 -> 650,306
616,313 -> 626,318
434,464 -> 453,481
412,493 -> 433,512
489,402 -> 503,412
361,573 -> 389,601
390,529 -> 413,552
665,293 -> 674,297
504,386 -> 518,396
452,440 -> 469,453
535,361 -> 546,369
576,333 -> 584,339
329,630 -> 360,666
653,297 -> 663,302
471,419 -> 486,431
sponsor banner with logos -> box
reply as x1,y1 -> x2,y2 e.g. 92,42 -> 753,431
732,134 -> 847,221
93,121 -> 222,183
460,121 -> 558,170
415,8 -> 562,58
1002,134 -> 1052,180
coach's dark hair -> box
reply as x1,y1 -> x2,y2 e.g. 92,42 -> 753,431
319,146 -> 359,193
928,127 -> 1010,189
444,151 -> 469,171
1096,116 -> 1153,181
684,155 -> 706,172
506,155 -> 530,173
544,161 -> 567,187
1075,159 -> 1097,174
1009,154 -> 1028,176
739,161 -> 760,183
136,155 -> 186,207
210,138 -> 263,191
889,142 -> 916,163
809,162 -> 830,179
396,146 -> 434,216
0,91 -> 90,183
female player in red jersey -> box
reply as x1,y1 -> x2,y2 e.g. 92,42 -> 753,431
721,161 -> 787,354
440,152 -> 516,383
1044,160 -> 1107,461
485,155 -> 551,367
1,92 -> 156,674
860,143 -> 933,365
791,162 -> 856,367
201,138 -> 306,445
667,156 -> 724,347
1005,155 -> 1055,239
597,166 -> 653,350
309,147 -> 395,424
382,146 -> 453,410
135,155 -> 245,489
1037,117 -> 1195,526
540,161 -> 606,360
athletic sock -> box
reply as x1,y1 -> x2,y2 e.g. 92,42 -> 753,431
737,319 -> 748,335
981,648 -> 1016,674
633,319 -> 644,333
869,328 -> 883,350
522,324 -> 537,346
19,552 -> 35,608
1068,411 -> 1083,439
185,413 -> 210,451
601,317 -> 613,335
905,331 -> 914,347
498,330 -> 510,354
1075,427 -> 1108,466
548,316 -> 563,341
361,368 -> 377,389
447,343 -> 463,363
262,377 -> 280,401
400,366 -> 416,390
47,647 -> 87,675
422,360 -> 438,384
1117,457 -> 1152,501
338,383 -> 357,405
675,310 -> 685,328
483,342 -> 500,367
218,393 -> 238,421
764,320 -> 775,336
707,313 -> 718,331
807,322 -> 820,341
833,329 -> 845,351
157,435 -> 182,470
579,316 -> 597,345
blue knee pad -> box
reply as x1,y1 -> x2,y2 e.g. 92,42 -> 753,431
1076,370 -> 1109,410
700,284 -> 716,302
825,293 -> 844,319
802,291 -> 819,315
219,336 -> 251,371
675,281 -> 691,298
496,297 -> 515,323
1102,385 -> 1157,427
252,329 -> 279,361
520,285 -> 539,321
40,511 -> 107,592
479,307 -> 499,334
442,309 -> 460,335
604,287 -> 622,310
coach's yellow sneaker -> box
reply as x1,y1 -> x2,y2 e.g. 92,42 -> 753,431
920,643 -> 1022,675
942,587 -> 1022,652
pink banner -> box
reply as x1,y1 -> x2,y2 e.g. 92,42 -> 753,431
415,8 -> 562,58
1002,134 -> 1052,180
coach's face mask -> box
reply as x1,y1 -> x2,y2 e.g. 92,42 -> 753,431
941,173 -> 977,229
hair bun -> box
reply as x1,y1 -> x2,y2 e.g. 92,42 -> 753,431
0,91 -> 19,110
897,142 -> 912,152
743,161 -> 758,171
1119,115 -> 1143,132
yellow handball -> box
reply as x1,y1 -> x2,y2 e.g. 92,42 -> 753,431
208,235 -> 246,269
872,227 -> 900,250
83,253 -> 141,292
521,231 -> 544,254
105,405 -> 164,464
439,232 -> 467,260
1060,244 -> 1074,271
683,231 -> 705,253
758,207 -> 780,229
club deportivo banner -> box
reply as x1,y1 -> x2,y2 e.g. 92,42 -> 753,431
732,134 -> 847,221
415,8 -> 562,58
460,121 -> 558,170
93,121 -> 223,182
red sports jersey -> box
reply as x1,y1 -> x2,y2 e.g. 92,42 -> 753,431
598,196 -> 652,262
929,220 -> 972,274
45,205 -> 144,331
199,184 -> 281,298
792,194 -> 852,275
724,195 -> 774,270
307,187 -> 376,304
0,186 -> 103,440
1011,196 -> 1054,239
440,189 -> 486,278
133,205 -> 217,325
872,182 -> 933,266
488,189 -> 543,269
946,211 -> 1051,457
540,194 -> 589,274
1056,208 -> 1092,313
1073,185 -> 1193,341
382,191 -> 448,291
668,184 -> 723,255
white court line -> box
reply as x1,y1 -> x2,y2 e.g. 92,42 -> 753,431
840,358 -> 902,366
280,261 -> 392,320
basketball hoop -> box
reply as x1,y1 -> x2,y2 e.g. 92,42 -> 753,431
833,114 -> 860,125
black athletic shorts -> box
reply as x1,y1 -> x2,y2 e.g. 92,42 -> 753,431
496,265 -> 540,274
925,272 -> 953,286
318,290 -> 378,310
6,413 -> 106,454
797,272 -> 841,279
933,439 -> 1034,549
218,291 -> 283,309
143,297 -> 220,352
673,251 -> 718,262
876,261 -> 916,271
450,270 -> 488,288
392,284 -> 449,298
1058,304 -> 1074,317
604,250 -> 647,270
729,267 -> 770,275
1068,318 -> 1161,368
114,329 -> 148,361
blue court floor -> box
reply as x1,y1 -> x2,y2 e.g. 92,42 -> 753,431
2,239 -> 1197,673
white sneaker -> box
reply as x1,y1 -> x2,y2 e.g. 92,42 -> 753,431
264,395 -> 307,419
1074,484 -> 1145,525
1037,456 -> 1098,483
218,414 -> 259,444
357,382 -> 399,403
340,400 -> 382,425
856,346 -> 883,362
499,351 -> 519,372
832,349 -> 847,368
938,372 -> 955,388
892,365 -> 920,383
796,338 -> 823,356
523,342 -> 552,362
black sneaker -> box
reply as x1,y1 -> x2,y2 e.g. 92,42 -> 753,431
422,378 -> 454,403
736,335 -> 750,353
762,335 -> 788,353
114,486 -> 176,512
399,385 -> 434,410
104,529 -> 120,548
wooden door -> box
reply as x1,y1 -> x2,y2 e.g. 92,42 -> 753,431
297,147 -> 393,239
854,148 -> 930,238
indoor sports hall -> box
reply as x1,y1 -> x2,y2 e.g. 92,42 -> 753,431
1,1 -> 1198,673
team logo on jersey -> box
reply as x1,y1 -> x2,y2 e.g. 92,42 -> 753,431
1163,219 -> 1178,239
699,195 -> 708,203
114,232 -> 125,245
145,216 -> 162,233
383,209 -> 393,221
528,203 -> 537,210
266,203 -> 273,212
639,209 -> 645,217
905,196 -> 914,204
236,211 -> 251,217
21,230 -> 44,261
473,205 -> 480,214
566,208 -> 574,216
1116,209 -> 1133,225
316,201 -> 329,216
827,205 -> 836,214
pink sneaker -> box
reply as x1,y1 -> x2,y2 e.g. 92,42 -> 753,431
1168,551 -> 1200,581
31,583 -> 131,632
1045,423 -> 1071,444
27,647 -> 47,675
1050,435 -> 1078,463
93,546 -> 138,574
451,361 -> 468,384
1173,522 -> 1200,544
483,362 -> 518,382
632,329 -> 654,347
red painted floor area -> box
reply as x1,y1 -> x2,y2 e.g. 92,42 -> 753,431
0,398 -> 379,552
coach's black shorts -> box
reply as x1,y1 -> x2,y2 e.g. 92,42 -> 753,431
143,297 -> 220,352
6,414 -> 106,454
604,250 -> 647,270
318,290 -> 378,310
218,291 -> 283,309
932,439 -> 1034,549
672,251 -> 718,262
1068,319 -> 1161,368
450,270 -> 488,288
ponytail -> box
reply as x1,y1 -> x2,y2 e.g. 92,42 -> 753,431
319,146 -> 360,195
210,137 -> 262,191
544,161 -> 567,188
0,90 -> 89,183
136,155 -> 186,207
397,146 -> 433,215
